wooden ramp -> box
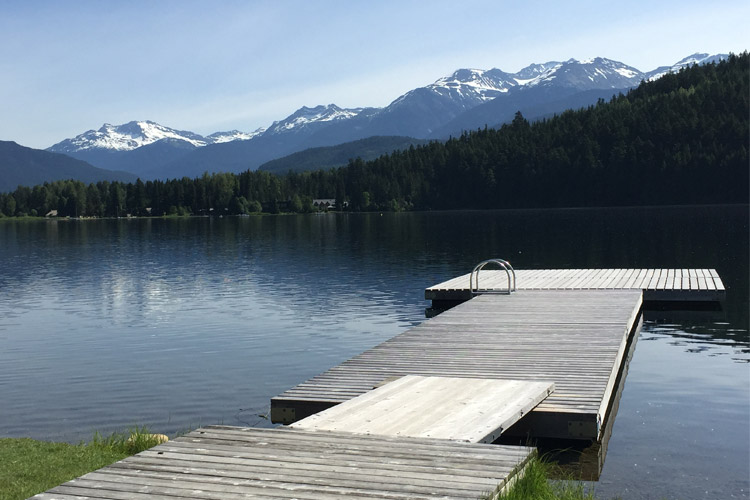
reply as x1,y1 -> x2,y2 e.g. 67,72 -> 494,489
425,268 -> 725,303
292,375 -> 555,443
272,289 -> 643,440
32,426 -> 534,500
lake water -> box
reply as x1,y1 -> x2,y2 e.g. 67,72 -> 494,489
1,206 -> 747,499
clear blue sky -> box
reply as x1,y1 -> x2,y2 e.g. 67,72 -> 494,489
1,0 -> 747,149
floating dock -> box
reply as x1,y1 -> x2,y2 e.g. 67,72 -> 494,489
272,289 -> 643,441
426,268 -> 725,307
32,426 -> 534,500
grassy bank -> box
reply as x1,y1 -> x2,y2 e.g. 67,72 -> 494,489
0,428 -> 165,500
489,457 -> 601,500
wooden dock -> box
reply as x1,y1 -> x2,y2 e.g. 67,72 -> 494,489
272,289 -> 643,441
35,267 -> 723,498
425,268 -> 725,305
32,426 -> 534,500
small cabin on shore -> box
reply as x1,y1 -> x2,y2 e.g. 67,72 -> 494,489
313,199 -> 336,210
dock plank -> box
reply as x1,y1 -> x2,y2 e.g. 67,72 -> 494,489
34,426 -> 534,500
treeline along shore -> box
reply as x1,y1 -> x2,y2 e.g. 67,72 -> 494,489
1,53 -> 747,218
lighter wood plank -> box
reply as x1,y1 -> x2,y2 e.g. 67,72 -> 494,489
291,375 -> 554,443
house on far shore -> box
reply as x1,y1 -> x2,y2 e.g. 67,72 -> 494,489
45,210 -> 58,217
313,199 -> 336,210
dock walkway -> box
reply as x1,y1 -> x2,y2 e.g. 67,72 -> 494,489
272,289 -> 643,440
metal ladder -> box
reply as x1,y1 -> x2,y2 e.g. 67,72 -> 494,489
469,259 -> 516,295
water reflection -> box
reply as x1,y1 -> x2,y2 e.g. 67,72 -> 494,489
644,310 -> 750,362
595,317 -> 749,499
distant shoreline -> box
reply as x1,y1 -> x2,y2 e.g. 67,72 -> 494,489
1,202 -> 747,223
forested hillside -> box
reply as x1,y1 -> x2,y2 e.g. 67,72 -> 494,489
258,136 -> 427,174
1,53 -> 746,217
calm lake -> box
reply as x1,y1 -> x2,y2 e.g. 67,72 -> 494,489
1,205 -> 748,499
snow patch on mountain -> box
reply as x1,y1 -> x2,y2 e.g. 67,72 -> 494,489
386,67 -> 520,113
512,57 -> 645,89
645,53 -> 729,81
513,62 -> 563,86
428,68 -> 516,100
514,61 -> 562,81
53,121 -> 207,152
265,104 -> 363,134
207,128 -> 265,144
614,66 -> 640,78
49,121 -> 261,153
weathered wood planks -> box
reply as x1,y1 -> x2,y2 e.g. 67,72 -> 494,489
291,375 -> 554,443
425,268 -> 725,302
32,426 -> 534,500
272,289 -> 643,440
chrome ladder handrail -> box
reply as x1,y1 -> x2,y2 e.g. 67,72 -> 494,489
469,259 -> 516,295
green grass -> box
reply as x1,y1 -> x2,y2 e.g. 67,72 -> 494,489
0,427 -> 166,500
486,457 -> 600,500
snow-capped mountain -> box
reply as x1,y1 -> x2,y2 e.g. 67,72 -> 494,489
207,129 -> 265,144
352,68 -> 518,138
359,57 -> 648,138
431,54 -> 727,138
515,57 -> 643,89
412,68 -> 517,106
645,52 -> 729,81
46,121 -> 268,177
394,57 -> 643,109
49,121 -> 262,154
265,105 -> 363,135
49,121 -> 208,153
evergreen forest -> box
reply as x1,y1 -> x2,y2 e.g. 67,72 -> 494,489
1,52 -> 747,218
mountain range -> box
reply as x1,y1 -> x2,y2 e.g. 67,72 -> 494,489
1,52 -> 729,190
